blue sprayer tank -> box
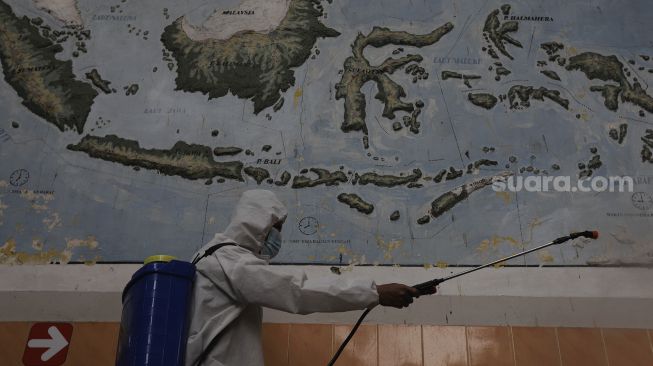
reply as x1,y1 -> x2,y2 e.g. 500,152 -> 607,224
116,255 -> 195,366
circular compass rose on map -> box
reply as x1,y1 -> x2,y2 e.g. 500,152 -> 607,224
9,168 -> 29,187
631,192 -> 653,211
298,216 -> 319,235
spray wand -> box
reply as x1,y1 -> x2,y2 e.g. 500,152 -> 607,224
327,230 -> 599,366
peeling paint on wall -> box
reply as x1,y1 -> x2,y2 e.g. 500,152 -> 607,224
43,213 -> 62,231
0,236 -> 101,265
495,191 -> 511,204
587,251 -> 653,266
293,88 -> 303,109
376,236 -> 403,261
476,235 -> 520,254
538,250 -> 554,263
31,239 -> 43,250
336,243 -> 366,270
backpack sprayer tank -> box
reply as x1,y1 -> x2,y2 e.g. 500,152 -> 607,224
115,255 -> 195,366
115,243 -> 232,366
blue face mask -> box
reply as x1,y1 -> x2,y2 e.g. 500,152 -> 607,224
261,227 -> 282,260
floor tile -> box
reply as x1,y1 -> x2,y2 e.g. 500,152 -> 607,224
466,326 -> 515,366
378,324 -> 422,366
288,323 -> 333,366
423,325 -> 468,366
66,322 -> 120,366
263,323 -> 290,366
333,324 -> 377,366
0,322 -> 31,366
602,328 -> 653,366
557,327 -> 608,366
512,327 -> 560,366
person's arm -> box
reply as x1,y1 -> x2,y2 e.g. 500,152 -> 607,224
219,248 -> 436,314
219,249 -> 375,314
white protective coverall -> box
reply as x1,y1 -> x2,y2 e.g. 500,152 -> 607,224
185,190 -> 379,366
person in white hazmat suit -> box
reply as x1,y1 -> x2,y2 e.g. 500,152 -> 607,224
185,189 -> 436,366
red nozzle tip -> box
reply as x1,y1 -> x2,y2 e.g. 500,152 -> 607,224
591,231 -> 599,239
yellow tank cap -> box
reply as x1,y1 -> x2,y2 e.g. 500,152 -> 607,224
144,255 -> 176,264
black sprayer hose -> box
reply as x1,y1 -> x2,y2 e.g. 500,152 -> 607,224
327,308 -> 371,366
326,230 -> 598,366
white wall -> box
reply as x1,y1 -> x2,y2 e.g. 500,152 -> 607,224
1,264 -> 652,328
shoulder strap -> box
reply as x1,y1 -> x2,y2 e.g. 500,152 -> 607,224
191,243 -> 236,265
194,330 -> 223,366
191,242 -> 236,366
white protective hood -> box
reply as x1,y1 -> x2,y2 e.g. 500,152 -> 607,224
209,189 -> 287,255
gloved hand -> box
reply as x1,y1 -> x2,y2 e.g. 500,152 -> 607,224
376,283 -> 437,308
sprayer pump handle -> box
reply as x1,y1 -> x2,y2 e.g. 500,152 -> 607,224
413,278 -> 444,295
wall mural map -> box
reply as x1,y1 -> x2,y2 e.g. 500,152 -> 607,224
1,0 -> 652,266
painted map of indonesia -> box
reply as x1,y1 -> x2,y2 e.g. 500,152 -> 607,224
336,22 -> 454,136
0,0 -> 96,133
161,0 -> 339,114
